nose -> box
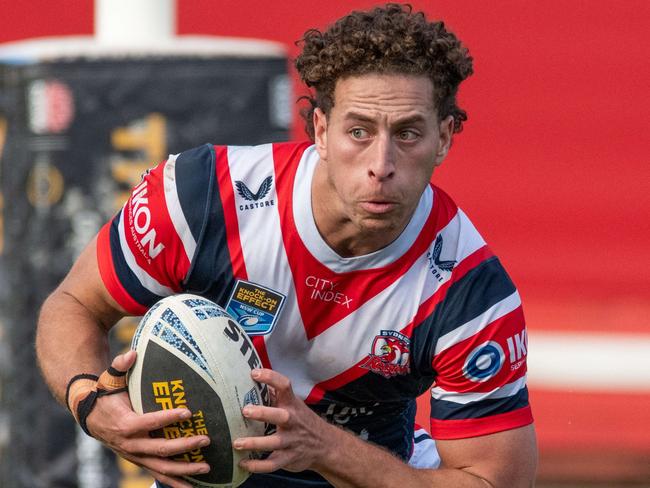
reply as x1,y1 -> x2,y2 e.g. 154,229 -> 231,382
368,134 -> 395,181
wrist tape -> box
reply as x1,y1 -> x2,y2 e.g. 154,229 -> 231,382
65,366 -> 128,436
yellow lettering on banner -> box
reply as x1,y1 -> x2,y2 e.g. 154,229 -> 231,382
110,113 -> 167,210
112,113 -> 166,161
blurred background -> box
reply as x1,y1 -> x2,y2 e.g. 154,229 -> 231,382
0,0 -> 648,487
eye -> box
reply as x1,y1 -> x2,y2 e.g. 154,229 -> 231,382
349,128 -> 369,139
397,130 -> 419,141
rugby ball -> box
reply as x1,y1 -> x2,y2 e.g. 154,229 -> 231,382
128,294 -> 269,488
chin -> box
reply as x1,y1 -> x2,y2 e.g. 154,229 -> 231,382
358,217 -> 400,234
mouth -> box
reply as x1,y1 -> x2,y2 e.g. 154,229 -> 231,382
358,200 -> 399,215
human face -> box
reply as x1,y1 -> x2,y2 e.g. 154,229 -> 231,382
312,73 -> 453,257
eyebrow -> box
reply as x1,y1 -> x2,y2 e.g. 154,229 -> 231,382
342,111 -> 427,126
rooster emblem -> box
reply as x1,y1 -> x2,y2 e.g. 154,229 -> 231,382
362,331 -> 411,378
235,176 -> 273,201
377,337 -> 409,363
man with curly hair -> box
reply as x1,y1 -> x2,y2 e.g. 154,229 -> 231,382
37,4 -> 537,487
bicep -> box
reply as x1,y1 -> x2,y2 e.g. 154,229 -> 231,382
436,424 -> 538,487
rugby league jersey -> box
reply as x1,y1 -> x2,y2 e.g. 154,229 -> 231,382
97,141 -> 532,485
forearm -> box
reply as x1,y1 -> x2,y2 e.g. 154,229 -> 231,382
36,289 -> 112,405
315,423 -> 492,488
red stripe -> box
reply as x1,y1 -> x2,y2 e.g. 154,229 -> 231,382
412,245 -> 494,331
433,307 -> 527,393
429,406 -> 533,439
304,354 -> 373,404
215,145 -> 273,367
253,336 -> 272,369
215,146 -> 247,279
122,161 -> 187,290
96,222 -> 148,315
275,171 -> 459,340
304,245 -> 496,402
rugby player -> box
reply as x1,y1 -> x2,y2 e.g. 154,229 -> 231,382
36,4 -> 537,487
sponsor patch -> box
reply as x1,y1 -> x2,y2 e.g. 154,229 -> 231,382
361,330 -> 411,378
462,341 -> 505,382
226,280 -> 285,336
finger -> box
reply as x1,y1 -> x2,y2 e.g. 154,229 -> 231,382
111,349 -> 137,372
239,451 -> 288,474
242,404 -> 290,426
268,386 -> 277,407
233,433 -> 284,452
124,407 -> 195,434
121,452 -> 210,479
123,434 -> 210,458
252,369 -> 295,402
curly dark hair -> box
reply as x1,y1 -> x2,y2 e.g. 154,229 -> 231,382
295,3 -> 473,139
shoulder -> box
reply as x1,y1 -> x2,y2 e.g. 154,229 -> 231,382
171,143 -> 216,183
212,140 -> 313,167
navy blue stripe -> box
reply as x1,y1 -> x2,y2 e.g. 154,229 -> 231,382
174,144 -> 214,245
413,432 -> 431,444
430,386 -> 529,421
109,211 -> 163,308
434,257 -> 516,338
182,144 -> 236,308
411,257 -> 516,375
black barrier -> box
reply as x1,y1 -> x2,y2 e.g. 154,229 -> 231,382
0,52 -> 290,488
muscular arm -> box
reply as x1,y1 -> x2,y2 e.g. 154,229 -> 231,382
315,421 -> 537,487
36,236 -> 124,403
238,369 -> 537,488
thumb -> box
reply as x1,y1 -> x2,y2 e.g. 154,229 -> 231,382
111,349 -> 137,373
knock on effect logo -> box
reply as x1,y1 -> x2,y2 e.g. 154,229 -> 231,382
361,330 -> 411,378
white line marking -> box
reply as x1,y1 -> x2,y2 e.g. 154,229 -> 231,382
527,331 -> 650,391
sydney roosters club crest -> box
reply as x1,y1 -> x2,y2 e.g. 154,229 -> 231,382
362,330 -> 411,378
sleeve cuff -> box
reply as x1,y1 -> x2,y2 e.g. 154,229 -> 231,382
430,405 -> 533,440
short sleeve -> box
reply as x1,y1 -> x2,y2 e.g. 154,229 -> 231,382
428,257 -> 533,439
97,144 -> 216,314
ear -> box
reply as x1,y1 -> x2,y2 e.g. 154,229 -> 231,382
313,108 -> 328,161
433,115 -> 454,166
